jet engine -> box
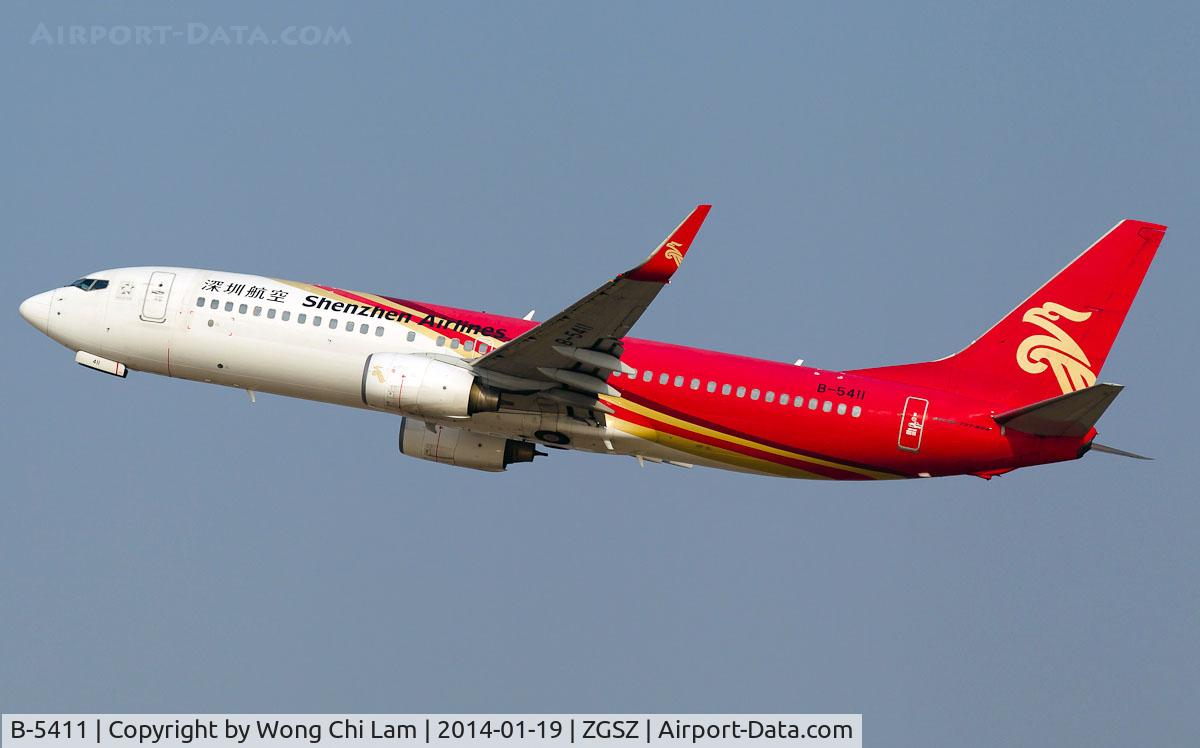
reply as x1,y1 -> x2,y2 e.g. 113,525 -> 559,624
362,352 -> 500,418
399,418 -> 542,472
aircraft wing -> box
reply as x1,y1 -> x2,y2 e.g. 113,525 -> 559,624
470,205 -> 711,413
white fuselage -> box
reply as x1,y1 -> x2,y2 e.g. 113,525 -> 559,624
19,266 -> 704,470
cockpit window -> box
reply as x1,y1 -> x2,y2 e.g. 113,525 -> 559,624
69,278 -> 108,291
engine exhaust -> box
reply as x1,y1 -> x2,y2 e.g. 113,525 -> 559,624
467,381 -> 502,414
503,440 -> 546,466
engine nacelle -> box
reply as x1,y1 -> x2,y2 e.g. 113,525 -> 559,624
399,418 -> 541,472
362,352 -> 500,418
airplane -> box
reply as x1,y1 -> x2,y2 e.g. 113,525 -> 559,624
18,206 -> 1165,479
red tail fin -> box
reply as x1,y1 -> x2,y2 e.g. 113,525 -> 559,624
854,220 -> 1166,406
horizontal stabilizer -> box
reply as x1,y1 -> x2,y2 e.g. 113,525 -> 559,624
993,383 -> 1123,437
1089,442 -> 1153,460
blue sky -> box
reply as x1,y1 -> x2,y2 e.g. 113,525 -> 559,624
2,2 -> 1197,745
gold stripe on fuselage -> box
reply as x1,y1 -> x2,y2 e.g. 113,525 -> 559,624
606,395 -> 898,480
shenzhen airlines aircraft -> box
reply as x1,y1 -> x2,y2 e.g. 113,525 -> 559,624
19,207 -> 1165,479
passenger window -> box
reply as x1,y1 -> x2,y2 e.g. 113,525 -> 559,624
808,398 -> 818,410
750,388 -> 760,400
313,316 -> 322,326
690,378 -> 700,390
464,341 -> 474,352
436,336 -> 445,347
659,373 -> 669,385
329,318 -> 338,329
736,386 -> 746,398
375,326 -> 384,337
822,400 -> 833,412
224,302 -> 234,312
210,299 -> 219,309
780,394 -> 789,405
765,391 -> 775,403
196,297 -> 205,307
450,339 -> 460,349
345,321 -> 354,332
793,395 -> 803,407
238,304 -> 247,314
706,381 -> 717,393
837,403 -> 847,415
253,306 -> 262,317
722,384 -> 732,395
359,323 -> 368,334
643,371 -> 653,382
851,405 -> 862,418
282,311 -> 291,321
407,331 -> 417,342
267,308 -> 276,319
297,313 -> 306,324
674,375 -> 684,387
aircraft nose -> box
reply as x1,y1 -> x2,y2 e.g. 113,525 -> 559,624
19,290 -> 53,334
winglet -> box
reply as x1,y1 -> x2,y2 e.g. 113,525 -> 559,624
620,204 -> 712,283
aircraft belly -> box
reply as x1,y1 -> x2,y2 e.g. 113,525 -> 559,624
451,410 -> 791,476
170,329 -> 365,407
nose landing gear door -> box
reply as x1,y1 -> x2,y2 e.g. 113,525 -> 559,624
140,271 -> 175,322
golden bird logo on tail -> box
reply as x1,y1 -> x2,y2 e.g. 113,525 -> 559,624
1016,302 -> 1096,394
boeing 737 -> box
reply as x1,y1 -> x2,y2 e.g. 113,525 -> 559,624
19,207 -> 1164,479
